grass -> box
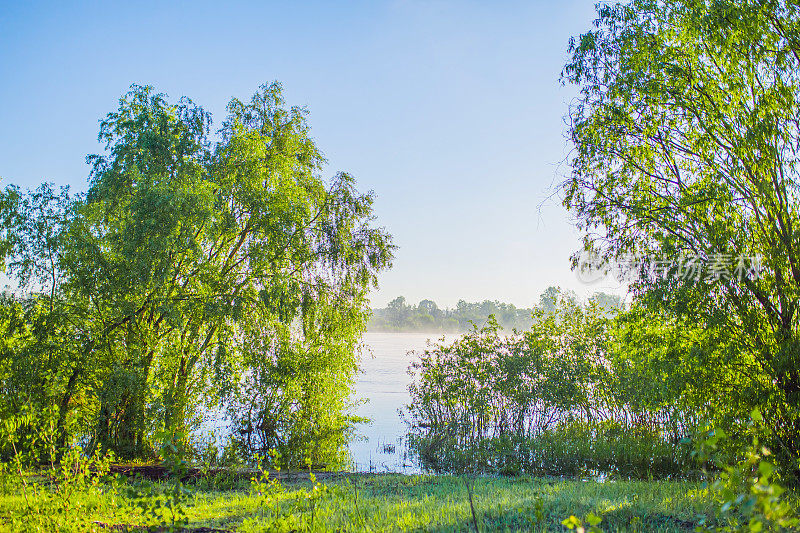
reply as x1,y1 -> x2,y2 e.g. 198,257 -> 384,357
0,471 -> 720,532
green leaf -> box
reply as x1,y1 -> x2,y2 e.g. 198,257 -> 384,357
757,461 -> 774,478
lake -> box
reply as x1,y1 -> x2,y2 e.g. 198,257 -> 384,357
348,332 -> 443,472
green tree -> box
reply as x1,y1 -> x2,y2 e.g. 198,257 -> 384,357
0,184 -> 89,453
0,184 -> 21,271
538,286 -> 576,315
0,82 -> 394,464
562,0 -> 800,469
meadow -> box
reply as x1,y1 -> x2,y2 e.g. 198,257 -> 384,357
0,469 -> 720,532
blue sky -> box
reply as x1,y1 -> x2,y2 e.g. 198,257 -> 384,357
0,0 -> 623,308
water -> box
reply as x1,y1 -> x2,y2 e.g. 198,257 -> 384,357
348,332 -> 444,472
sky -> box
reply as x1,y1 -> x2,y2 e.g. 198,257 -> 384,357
0,0 -> 625,308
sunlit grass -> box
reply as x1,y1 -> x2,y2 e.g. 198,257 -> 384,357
0,473 -> 720,532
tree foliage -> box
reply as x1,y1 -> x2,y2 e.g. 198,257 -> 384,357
406,291 -> 696,478
0,82 -> 394,464
562,0 -> 800,473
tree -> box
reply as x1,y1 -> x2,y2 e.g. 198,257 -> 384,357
589,292 -> 624,314
562,0 -> 800,469
0,82 -> 394,463
0,184 -> 20,271
418,299 -> 439,315
385,296 -> 410,328
538,286 -> 576,315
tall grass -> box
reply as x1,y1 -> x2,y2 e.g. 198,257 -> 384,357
412,420 -> 693,479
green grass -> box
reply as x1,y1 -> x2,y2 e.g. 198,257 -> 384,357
0,472 -> 719,532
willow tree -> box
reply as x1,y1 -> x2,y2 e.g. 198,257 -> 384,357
1,83 -> 393,462
562,0 -> 800,469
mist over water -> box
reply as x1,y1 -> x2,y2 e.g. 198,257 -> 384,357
349,332 -> 455,472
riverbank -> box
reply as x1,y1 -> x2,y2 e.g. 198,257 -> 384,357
1,471 -> 717,531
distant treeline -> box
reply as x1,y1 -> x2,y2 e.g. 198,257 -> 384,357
368,288 -> 623,332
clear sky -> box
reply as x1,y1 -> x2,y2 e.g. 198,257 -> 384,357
0,0 -> 625,308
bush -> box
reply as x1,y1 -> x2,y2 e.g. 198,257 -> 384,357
693,412 -> 799,531
406,304 -> 696,479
